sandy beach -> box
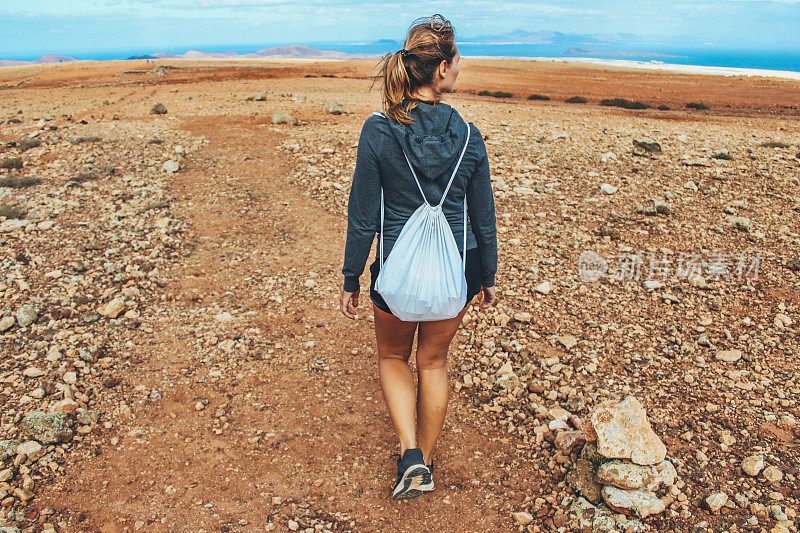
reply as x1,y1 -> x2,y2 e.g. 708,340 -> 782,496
0,57 -> 798,532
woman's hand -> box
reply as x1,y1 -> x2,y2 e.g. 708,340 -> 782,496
340,289 -> 360,319
477,286 -> 497,310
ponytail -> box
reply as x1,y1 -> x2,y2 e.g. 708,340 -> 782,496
373,14 -> 457,125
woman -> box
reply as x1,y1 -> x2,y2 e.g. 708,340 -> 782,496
339,14 -> 498,501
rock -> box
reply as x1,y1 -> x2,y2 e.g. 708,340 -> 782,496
600,183 -> 618,195
98,297 -> 126,318
513,312 -> 532,322
590,395 -> 666,465
602,485 -> 665,518
732,216 -> 752,232
534,281 -> 552,295
774,313 -> 793,328
272,112 -> 298,125
654,200 -> 671,215
643,280 -> 663,290
633,140 -> 662,154
162,160 -> 180,173
76,408 -> 99,425
0,316 -> 14,331
581,442 -> 604,464
567,457 -> 602,504
596,459 -> 676,491
555,430 -> 586,454
0,440 -> 19,459
22,367 -> 44,378
214,311 -> 235,322
716,349 -> 742,363
323,101 -> 346,115
649,460 -> 677,490
13,487 -> 33,501
150,103 -> 167,114
15,441 -> 43,458
49,398 -> 79,415
15,305 -> 37,327
706,492 -> 728,512
741,455 -> 765,476
558,334 -> 577,350
512,511 -> 533,525
596,460 -> 651,490
21,411 -> 73,443
569,497 -> 615,531
762,466 -> 783,483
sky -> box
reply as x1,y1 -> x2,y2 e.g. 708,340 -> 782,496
1,0 -> 799,59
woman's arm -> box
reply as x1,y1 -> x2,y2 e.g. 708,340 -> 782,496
466,127 -> 498,288
341,118 -> 382,294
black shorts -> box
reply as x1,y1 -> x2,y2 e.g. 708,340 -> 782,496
369,246 -> 483,318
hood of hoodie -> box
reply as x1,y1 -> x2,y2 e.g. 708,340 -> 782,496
385,101 -> 468,182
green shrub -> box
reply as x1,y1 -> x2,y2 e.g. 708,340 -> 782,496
566,96 -> 587,103
600,98 -> 652,110
0,205 -> 25,219
686,102 -> 709,110
657,105 -> 670,110
712,152 -> 733,160
478,90 -> 513,98
71,136 -> 102,144
0,175 -> 40,188
528,94 -> 551,101
18,138 -> 41,151
0,157 -> 23,169
759,141 -> 790,149
74,171 -> 99,182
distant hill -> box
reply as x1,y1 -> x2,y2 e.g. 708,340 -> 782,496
463,29 -> 644,46
0,55 -> 77,67
128,45 -> 377,61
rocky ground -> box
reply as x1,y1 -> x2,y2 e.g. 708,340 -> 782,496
0,58 -> 798,532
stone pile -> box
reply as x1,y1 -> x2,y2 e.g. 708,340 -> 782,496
563,395 -> 677,529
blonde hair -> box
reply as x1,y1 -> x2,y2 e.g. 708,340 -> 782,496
374,14 -> 457,125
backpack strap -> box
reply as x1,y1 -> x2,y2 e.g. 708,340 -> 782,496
373,112 -> 471,273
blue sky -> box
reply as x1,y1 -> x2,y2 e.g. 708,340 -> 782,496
1,0 -> 799,59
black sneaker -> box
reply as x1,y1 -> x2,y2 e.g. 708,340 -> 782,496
392,448 -> 431,500
419,460 -> 434,492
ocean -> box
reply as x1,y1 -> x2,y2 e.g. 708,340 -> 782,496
5,41 -> 800,76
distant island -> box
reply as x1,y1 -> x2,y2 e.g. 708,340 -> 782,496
0,45 -> 378,67
566,47 -> 679,58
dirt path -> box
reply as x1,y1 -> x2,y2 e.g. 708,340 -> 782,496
33,115 -> 540,532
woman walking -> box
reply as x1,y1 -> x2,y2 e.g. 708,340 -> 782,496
339,14 -> 498,501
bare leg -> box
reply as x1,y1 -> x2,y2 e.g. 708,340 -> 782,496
415,305 -> 469,466
373,303 -> 419,455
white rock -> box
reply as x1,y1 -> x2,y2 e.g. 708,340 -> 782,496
534,281 -> 552,295
214,312 -> 235,322
741,455 -> 764,476
512,511 -> 533,525
716,349 -> 742,363
0,316 -> 14,331
98,297 -> 126,318
763,466 -> 783,483
706,492 -> 728,512
22,367 -> 45,378
162,160 -> 180,173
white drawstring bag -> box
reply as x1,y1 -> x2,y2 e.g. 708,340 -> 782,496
372,112 -> 471,321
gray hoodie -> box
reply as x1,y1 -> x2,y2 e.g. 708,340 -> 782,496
342,100 -> 497,293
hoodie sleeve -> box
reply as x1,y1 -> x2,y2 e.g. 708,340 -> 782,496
342,117 -> 383,292
466,125 -> 497,287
